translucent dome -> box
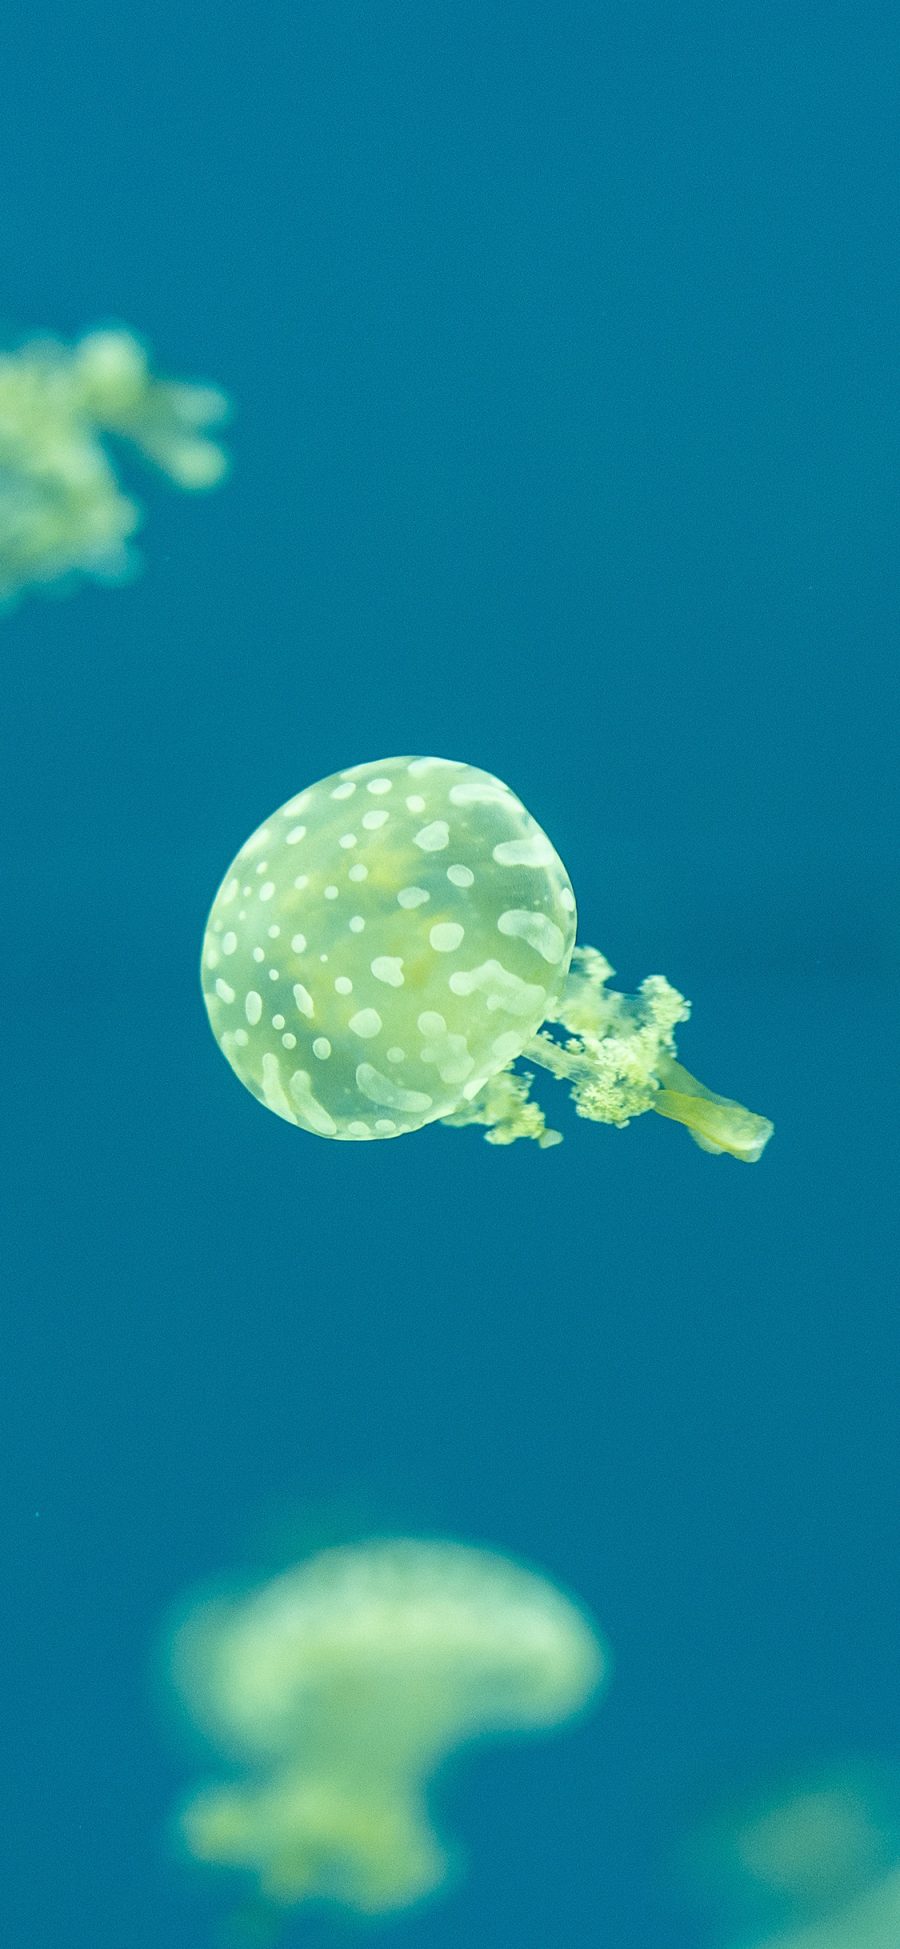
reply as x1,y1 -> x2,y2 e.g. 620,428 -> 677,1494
202,755 -> 577,1140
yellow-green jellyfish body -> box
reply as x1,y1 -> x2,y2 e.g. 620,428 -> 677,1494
201,755 -> 577,1141
168,1537 -> 606,1914
0,327 -> 228,605
688,1761 -> 900,1949
201,755 -> 773,1159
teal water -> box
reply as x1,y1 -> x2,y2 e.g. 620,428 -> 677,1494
3,5 -> 898,1946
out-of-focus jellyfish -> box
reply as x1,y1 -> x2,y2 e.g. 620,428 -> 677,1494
0,327 -> 229,606
201,755 -> 773,1157
686,1760 -> 900,1949
166,1537 -> 606,1915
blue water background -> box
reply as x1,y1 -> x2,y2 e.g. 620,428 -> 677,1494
3,5 -> 898,1946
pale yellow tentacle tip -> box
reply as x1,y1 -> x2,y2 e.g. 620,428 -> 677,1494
652,1056 -> 774,1162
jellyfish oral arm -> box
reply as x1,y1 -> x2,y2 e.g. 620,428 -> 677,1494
649,1054 -> 774,1162
444,950 -> 774,1161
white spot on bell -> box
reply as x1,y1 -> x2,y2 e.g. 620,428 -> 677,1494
349,1007 -> 382,1038
492,834 -> 556,867
491,1030 -> 524,1064
497,909 -> 565,963
414,820 -> 450,851
356,1063 -> 433,1112
288,1069 -> 338,1135
260,1051 -> 295,1122
448,959 -> 545,1016
371,956 -> 404,986
429,921 -> 464,952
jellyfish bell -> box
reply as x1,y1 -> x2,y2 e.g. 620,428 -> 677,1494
201,756 -> 576,1141
171,1538 -> 605,1769
201,756 -> 773,1158
685,1759 -> 900,1949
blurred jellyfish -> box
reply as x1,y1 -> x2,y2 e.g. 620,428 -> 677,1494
201,755 -> 773,1158
687,1759 -> 900,1949
166,1536 -> 606,1916
0,326 -> 229,605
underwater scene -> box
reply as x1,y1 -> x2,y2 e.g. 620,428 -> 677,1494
4,5 -> 898,1947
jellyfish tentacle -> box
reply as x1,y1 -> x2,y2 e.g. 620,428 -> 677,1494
519,953 -> 772,1160
651,1055 -> 774,1161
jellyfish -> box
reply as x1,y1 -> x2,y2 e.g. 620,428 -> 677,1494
0,327 -> 228,605
167,1536 -> 606,1915
686,1760 -> 900,1949
201,755 -> 773,1157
